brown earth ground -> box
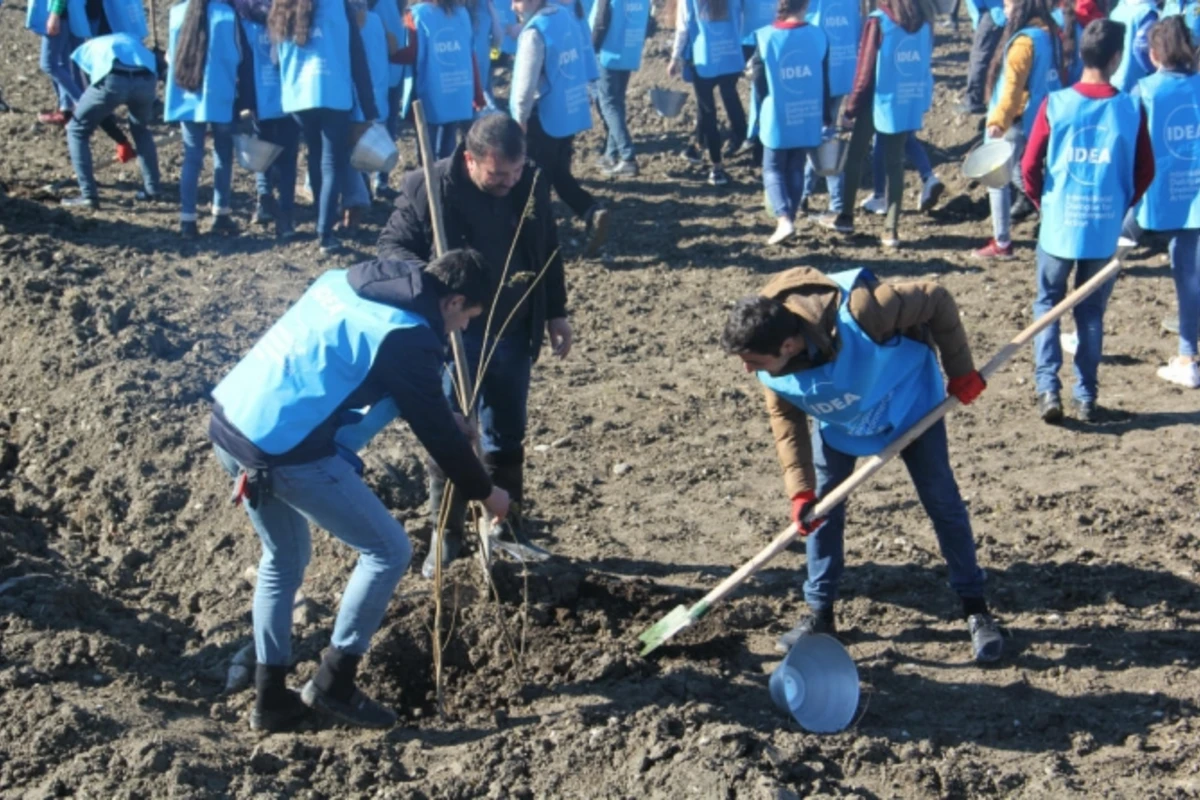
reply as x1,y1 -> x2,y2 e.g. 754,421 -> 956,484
2,6 -> 1199,799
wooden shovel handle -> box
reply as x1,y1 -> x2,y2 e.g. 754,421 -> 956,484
697,256 -> 1123,611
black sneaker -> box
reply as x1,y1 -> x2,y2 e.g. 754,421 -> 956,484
817,212 -> 854,234
1038,391 -> 1063,423
373,184 -> 398,202
180,220 -> 199,239
775,608 -> 837,653
211,214 -> 238,235
250,688 -> 314,733
707,166 -> 730,187
583,205 -> 610,257
300,679 -> 397,729
681,145 -> 703,165
1072,398 -> 1099,423
319,235 -> 345,256
253,196 -> 276,226
275,215 -> 297,242
61,195 -> 99,210
421,527 -> 464,579
967,613 -> 1004,662
1010,194 -> 1037,221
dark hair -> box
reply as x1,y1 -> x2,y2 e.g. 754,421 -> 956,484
1058,0 -> 1078,77
172,0 -> 212,92
720,296 -> 803,356
776,0 -> 810,19
1080,18 -> 1125,69
1148,15 -> 1197,72
268,0 -> 316,44
425,249 -> 493,308
466,113 -> 526,162
985,0 -> 1064,103
879,0 -> 935,34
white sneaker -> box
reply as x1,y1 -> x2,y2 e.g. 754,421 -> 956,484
1117,236 -> 1137,249
1060,332 -> 1078,356
881,236 -> 900,248
919,175 -> 945,212
767,219 -> 795,245
1157,356 -> 1200,388
859,195 -> 886,215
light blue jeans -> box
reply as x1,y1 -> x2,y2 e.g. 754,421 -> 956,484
215,446 -> 413,667
763,146 -> 811,221
180,121 -> 234,222
40,28 -> 82,111
802,95 -> 845,213
1033,245 -> 1117,402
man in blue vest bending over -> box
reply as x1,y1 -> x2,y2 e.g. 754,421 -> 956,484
208,251 -> 510,732
722,267 -> 1004,663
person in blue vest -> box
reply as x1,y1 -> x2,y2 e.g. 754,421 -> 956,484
589,0 -> 651,176
669,0 -> 747,186
1109,0 -> 1158,91
1162,0 -> 1200,43
59,33 -> 161,209
721,267 -> 1003,662
232,0 -> 300,239
857,133 -> 944,217
209,251 -> 511,731
740,0 -> 775,164
1131,18 -> 1200,388
398,0 -> 478,159
797,0 -> 860,217
372,0 -> 410,199
971,0 -> 1066,260
166,0 -> 251,239
1020,18 -> 1156,422
469,0 -> 506,111
821,0 -> 934,247
511,0 -> 611,257
336,0 -> 392,236
270,0 -> 379,254
747,0 -> 831,244
959,0 -> 1008,114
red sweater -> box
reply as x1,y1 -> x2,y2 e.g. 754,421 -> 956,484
1020,82 -> 1155,209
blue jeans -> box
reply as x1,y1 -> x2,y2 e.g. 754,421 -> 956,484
804,420 -> 986,610
40,29 -> 82,111
253,116 -> 300,215
342,169 -> 371,210
180,121 -> 234,221
1170,230 -> 1200,357
215,446 -> 413,666
445,332 -> 533,458
1033,245 -> 1117,402
295,107 -> 351,238
872,131 -> 934,197
986,126 -> 1025,245
432,123 -> 461,160
763,146 -> 809,221
802,95 -> 845,213
67,72 -> 160,200
595,66 -> 634,162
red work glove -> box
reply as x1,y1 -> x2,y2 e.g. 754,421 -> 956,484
116,142 -> 137,164
947,370 -> 986,405
791,491 -> 825,536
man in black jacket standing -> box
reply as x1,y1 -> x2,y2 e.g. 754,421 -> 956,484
378,113 -> 572,578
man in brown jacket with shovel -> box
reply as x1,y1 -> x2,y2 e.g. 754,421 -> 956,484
722,266 -> 1004,663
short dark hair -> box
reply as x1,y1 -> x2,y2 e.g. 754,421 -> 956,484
1080,19 -> 1125,69
466,113 -> 525,163
1148,16 -> 1198,73
424,249 -> 493,308
721,296 -> 803,356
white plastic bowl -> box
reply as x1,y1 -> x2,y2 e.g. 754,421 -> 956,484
963,139 -> 1015,189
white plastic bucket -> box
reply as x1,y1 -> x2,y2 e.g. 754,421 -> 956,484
234,134 -> 283,173
350,123 -> 400,174
963,139 -> 1015,189
769,633 -> 860,733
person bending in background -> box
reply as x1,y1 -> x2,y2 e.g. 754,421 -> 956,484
721,267 -> 1004,663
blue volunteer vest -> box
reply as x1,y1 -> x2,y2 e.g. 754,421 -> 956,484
965,0 -> 1006,28
406,3 -> 474,125
164,1 -> 240,123
518,7 -> 592,137
240,19 -> 284,120
1109,0 -> 1157,92
872,12 -> 932,134
212,270 -> 430,456
556,0 -> 599,80
1039,88 -> 1141,259
593,0 -> 650,70
375,0 -> 408,87
26,0 -> 52,35
1163,0 -> 1200,43
1135,71 -> 1200,232
71,33 -> 156,82
757,269 -> 946,457
756,24 -> 827,149
62,0 -> 148,39
987,27 -> 1061,139
279,0 -> 354,114
690,0 -> 744,78
355,11 -> 390,122
741,0 -> 774,45
807,0 -> 861,97
472,0 -> 495,93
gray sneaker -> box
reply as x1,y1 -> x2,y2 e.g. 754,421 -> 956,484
968,613 -> 1003,662
594,154 -> 617,172
605,159 -> 639,177
300,680 -> 397,729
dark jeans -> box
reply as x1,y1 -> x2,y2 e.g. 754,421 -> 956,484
295,107 -> 351,238
432,122 -> 462,160
1033,246 -> 1117,403
595,66 -> 634,162
66,71 -> 160,200
691,72 -> 747,165
527,115 -> 595,220
804,420 -> 986,610
839,111 -> 906,238
444,331 -> 533,459
254,116 -> 300,215
965,13 -> 1003,109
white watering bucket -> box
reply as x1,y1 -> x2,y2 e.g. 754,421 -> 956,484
962,139 -> 1015,189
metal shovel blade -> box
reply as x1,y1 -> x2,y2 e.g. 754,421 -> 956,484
638,602 -> 704,656
489,536 -> 552,563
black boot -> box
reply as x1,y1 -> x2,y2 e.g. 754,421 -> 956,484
486,452 -> 531,546
250,664 -> 313,732
301,648 -> 396,729
421,464 -> 468,579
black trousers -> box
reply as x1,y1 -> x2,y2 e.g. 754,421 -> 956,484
965,13 -> 1004,109
526,114 -> 595,220
691,72 -> 747,165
